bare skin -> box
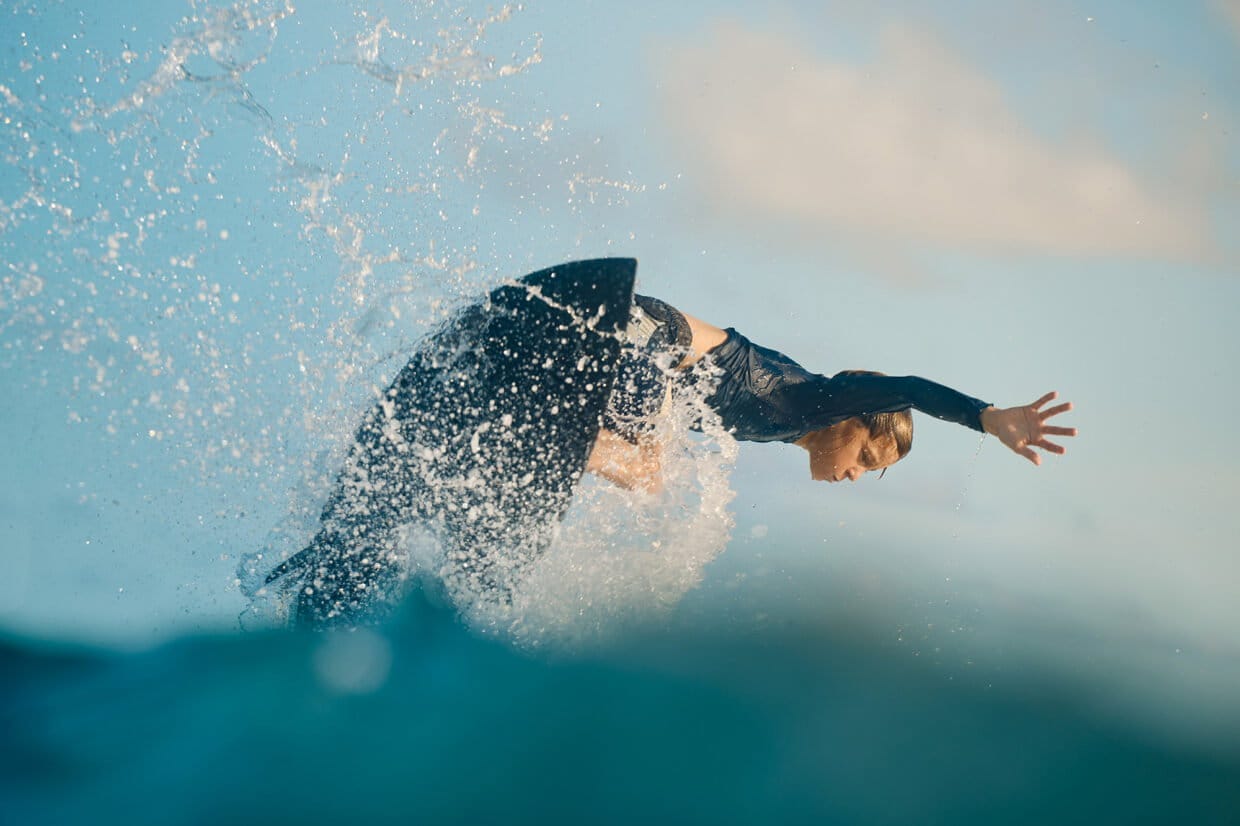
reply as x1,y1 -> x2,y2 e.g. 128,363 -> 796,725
585,313 -> 1077,490
978,392 -> 1076,466
586,428 -> 666,494
795,419 -> 901,483
677,313 -> 729,367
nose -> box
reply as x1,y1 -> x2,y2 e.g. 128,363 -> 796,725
844,467 -> 862,482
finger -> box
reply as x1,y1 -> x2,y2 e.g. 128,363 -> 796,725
1034,439 -> 1066,454
1039,402 -> 1073,420
1017,445 -> 1041,465
1030,391 -> 1058,409
1042,425 -> 1077,437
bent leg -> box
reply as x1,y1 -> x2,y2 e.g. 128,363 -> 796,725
586,428 -> 664,494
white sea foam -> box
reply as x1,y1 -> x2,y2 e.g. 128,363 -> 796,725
453,363 -> 738,650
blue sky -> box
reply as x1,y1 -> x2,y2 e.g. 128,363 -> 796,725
2,0 -> 1238,744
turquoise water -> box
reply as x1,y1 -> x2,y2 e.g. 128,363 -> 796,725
5,590 -> 1240,825
3,2 -> 1240,822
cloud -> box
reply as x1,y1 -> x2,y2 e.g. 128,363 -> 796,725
1217,0 -> 1240,42
654,22 -> 1211,261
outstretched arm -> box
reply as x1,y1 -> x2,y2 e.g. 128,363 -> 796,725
979,391 -> 1077,465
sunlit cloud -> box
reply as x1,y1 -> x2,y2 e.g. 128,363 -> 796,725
655,22 -> 1211,262
1216,0 -> 1240,42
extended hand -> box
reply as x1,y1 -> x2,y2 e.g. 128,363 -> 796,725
980,392 -> 1077,465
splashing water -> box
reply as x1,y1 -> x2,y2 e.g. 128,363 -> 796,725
455,359 -> 738,650
1,0 -> 733,646
236,302 -> 739,649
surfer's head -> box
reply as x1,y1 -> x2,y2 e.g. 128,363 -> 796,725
797,371 -> 913,483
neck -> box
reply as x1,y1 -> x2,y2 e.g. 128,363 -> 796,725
794,430 -> 821,452
796,426 -> 848,455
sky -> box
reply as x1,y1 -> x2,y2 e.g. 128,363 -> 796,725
1,0 -> 1238,745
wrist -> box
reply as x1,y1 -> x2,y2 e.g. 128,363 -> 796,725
980,406 -> 999,435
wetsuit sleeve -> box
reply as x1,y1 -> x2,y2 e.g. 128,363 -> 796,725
701,328 -> 992,442
772,371 -> 992,432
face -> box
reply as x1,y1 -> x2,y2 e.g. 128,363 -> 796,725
804,419 -> 901,483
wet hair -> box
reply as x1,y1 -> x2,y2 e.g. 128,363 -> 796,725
834,370 -> 914,465
859,410 -> 913,462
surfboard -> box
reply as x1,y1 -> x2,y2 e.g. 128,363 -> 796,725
263,258 -> 637,627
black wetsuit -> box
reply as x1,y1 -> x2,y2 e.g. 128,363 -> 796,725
603,295 -> 694,439
267,289 -> 990,629
609,299 -> 990,442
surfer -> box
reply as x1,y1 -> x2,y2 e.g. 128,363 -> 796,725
586,296 -> 1076,492
256,259 -> 1074,627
